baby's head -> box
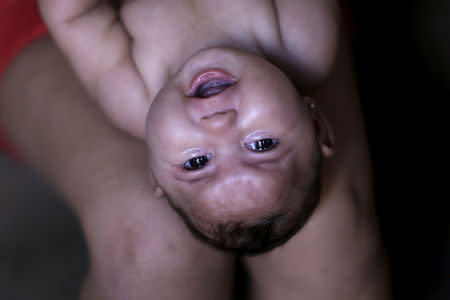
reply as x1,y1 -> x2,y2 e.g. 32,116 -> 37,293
146,48 -> 333,254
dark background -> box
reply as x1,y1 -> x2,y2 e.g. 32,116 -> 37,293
349,0 -> 449,299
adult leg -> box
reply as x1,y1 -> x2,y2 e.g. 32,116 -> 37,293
0,37 -> 234,300
243,35 -> 390,300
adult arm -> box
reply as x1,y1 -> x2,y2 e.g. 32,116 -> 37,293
0,37 -> 233,300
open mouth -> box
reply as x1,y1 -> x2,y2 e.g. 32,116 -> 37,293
188,69 -> 237,98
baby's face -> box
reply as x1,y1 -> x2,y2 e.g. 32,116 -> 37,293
146,48 -> 325,253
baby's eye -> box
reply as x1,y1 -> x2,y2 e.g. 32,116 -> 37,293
194,79 -> 234,98
246,139 -> 279,152
182,154 -> 212,171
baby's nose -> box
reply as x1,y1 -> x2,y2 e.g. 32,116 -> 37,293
199,109 -> 237,132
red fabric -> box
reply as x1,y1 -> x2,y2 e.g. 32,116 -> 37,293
0,0 -> 48,160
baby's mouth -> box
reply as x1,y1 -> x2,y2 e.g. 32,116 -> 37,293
188,69 -> 237,98
185,69 -> 239,122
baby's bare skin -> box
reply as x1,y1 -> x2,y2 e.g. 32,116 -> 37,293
39,0 -> 338,139
0,0 -> 390,298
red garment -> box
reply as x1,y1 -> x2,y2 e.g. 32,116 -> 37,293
0,0 -> 48,160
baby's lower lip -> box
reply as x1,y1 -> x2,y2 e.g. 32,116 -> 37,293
188,69 -> 237,97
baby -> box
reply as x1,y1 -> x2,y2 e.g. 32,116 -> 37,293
147,47 -> 334,253
1,0 -> 390,298
39,0 -> 336,254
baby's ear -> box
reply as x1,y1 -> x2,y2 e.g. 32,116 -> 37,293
148,168 -> 165,198
304,97 -> 334,157
153,185 -> 165,198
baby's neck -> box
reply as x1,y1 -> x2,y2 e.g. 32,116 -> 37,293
144,42 -> 267,106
